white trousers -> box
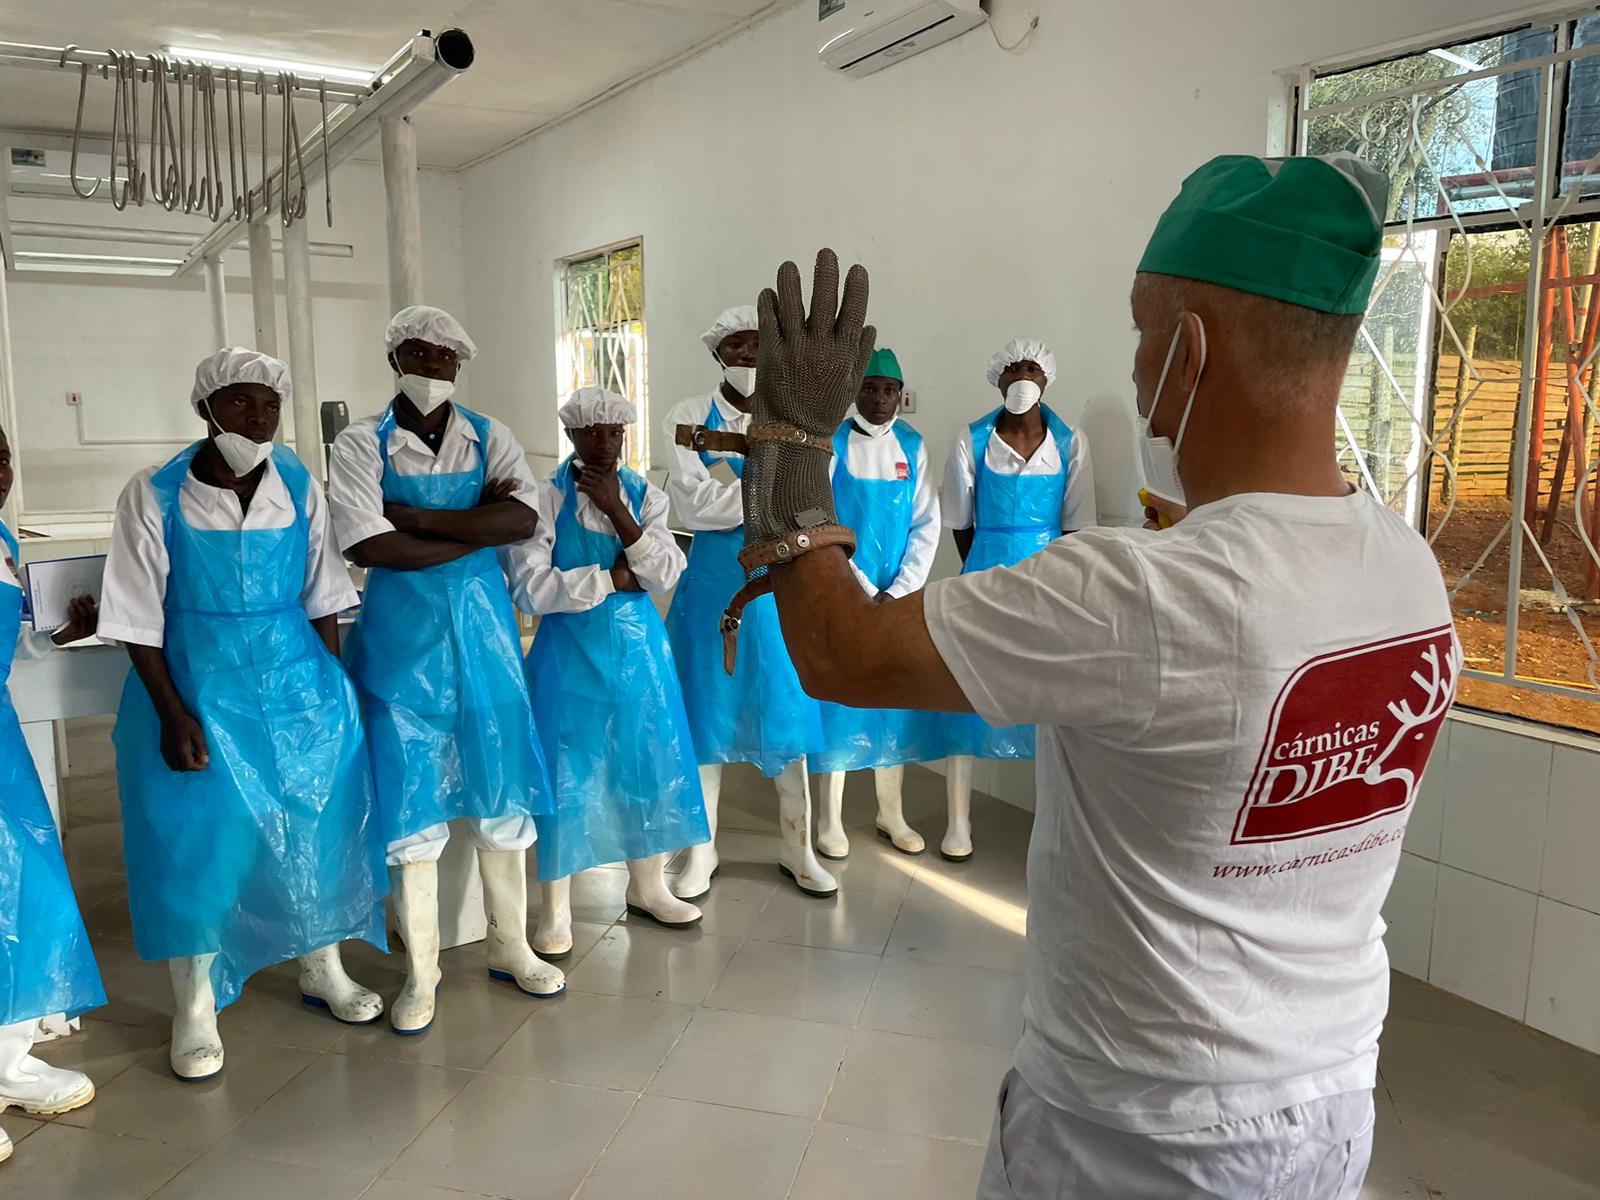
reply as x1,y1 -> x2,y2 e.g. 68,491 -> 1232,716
977,1070 -> 1374,1200
384,817 -> 537,867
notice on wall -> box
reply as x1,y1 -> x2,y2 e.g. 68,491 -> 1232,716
26,555 -> 106,634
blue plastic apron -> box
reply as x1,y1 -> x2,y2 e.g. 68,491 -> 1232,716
342,404 -> 551,846
810,420 -> 936,774
663,397 -> 824,777
112,445 -> 386,1009
0,523 -> 105,1026
523,461 -> 708,881
937,406 -> 1071,761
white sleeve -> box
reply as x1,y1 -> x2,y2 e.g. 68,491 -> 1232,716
98,472 -> 170,649
923,529 -> 1159,731
504,481 -> 614,616
625,483 -> 688,594
940,432 -> 976,530
664,401 -> 744,532
889,440 -> 941,596
13,626 -> 58,662
1063,431 -> 1098,532
299,476 -> 360,620
327,424 -> 394,552
483,418 -> 543,512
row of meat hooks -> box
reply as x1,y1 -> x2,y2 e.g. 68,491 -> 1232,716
59,45 -> 336,228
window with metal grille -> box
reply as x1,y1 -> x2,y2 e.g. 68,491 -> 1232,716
1297,12 -> 1600,734
555,241 -> 648,471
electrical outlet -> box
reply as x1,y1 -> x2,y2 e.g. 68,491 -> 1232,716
901,388 -> 916,413
66,391 -> 80,406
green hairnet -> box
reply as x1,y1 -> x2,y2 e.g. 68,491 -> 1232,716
865,347 -> 904,383
1137,153 -> 1388,315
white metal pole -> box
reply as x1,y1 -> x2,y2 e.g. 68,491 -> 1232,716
282,215 -> 322,474
247,221 -> 278,357
203,253 -> 229,348
381,114 -> 424,313
0,249 -> 22,524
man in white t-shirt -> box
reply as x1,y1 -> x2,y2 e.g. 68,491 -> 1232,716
713,154 -> 1458,1198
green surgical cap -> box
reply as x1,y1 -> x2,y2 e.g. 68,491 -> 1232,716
865,347 -> 904,382
1137,153 -> 1389,315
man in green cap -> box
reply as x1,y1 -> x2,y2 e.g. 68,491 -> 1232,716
704,152 -> 1459,1198
810,347 -> 940,859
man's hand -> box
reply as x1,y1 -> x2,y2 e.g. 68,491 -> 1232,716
576,464 -> 628,522
51,595 -> 99,645
610,557 -> 644,593
1141,490 -> 1188,530
480,478 -> 518,506
740,250 -> 877,568
159,710 -> 209,772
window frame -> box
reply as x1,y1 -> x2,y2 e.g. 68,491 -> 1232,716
553,237 -> 649,473
1291,9 -> 1600,719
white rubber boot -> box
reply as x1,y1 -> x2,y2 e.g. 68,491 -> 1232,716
390,861 -> 442,1035
169,955 -> 224,1081
0,1123 -> 11,1165
534,878 -> 574,960
0,1018 -> 93,1116
815,771 -> 851,860
479,850 -> 565,998
776,761 -> 837,897
299,944 -> 384,1025
942,756 -> 974,861
874,765 -> 926,855
625,854 -> 703,928
673,764 -> 722,901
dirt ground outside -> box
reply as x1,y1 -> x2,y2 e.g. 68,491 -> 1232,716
1427,492 -> 1600,735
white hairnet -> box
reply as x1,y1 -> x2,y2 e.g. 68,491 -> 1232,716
385,305 -> 478,362
559,386 -> 638,429
190,347 -> 291,413
985,338 -> 1057,387
700,304 -> 759,357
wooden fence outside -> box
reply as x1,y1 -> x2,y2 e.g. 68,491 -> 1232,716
1337,349 -> 1600,504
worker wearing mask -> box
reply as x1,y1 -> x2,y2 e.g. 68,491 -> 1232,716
330,305 -> 562,1035
740,153 -> 1453,1200
935,338 -> 1096,860
0,425 -> 104,1161
507,388 -> 709,956
101,349 -> 387,1081
810,347 -> 940,858
662,305 -> 835,900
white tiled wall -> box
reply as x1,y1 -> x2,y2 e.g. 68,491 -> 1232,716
1382,711 -> 1600,1052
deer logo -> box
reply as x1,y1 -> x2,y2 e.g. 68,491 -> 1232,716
1233,626 -> 1460,845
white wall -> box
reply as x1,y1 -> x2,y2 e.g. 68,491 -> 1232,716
1383,712 -> 1600,1055
458,0 -> 1530,532
9,160 -> 467,513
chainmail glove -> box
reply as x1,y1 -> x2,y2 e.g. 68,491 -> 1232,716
740,249 -> 876,574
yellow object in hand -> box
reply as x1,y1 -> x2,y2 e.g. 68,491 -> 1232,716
1139,488 -> 1174,529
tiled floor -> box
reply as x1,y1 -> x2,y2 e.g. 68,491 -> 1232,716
8,716 -> 1598,1199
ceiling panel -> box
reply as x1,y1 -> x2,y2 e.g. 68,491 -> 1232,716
0,0 -> 790,169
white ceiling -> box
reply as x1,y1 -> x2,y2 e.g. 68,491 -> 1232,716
0,0 -> 783,169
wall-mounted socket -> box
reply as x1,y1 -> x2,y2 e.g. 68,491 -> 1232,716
901,389 -> 916,413
66,391 -> 80,407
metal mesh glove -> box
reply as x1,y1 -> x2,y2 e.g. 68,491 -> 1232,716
741,250 -> 876,571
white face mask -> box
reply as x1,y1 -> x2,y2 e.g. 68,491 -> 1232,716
721,365 -> 757,399
204,400 -> 274,476
1003,379 -> 1042,415
398,373 -> 456,414
1139,315 -> 1208,507
855,405 -> 898,436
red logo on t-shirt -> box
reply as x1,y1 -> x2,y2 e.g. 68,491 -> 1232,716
1232,627 -> 1460,845
894,461 -> 909,481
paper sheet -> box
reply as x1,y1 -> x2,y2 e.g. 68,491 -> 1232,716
25,555 -> 106,633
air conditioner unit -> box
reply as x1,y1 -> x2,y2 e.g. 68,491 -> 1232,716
819,0 -> 988,77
